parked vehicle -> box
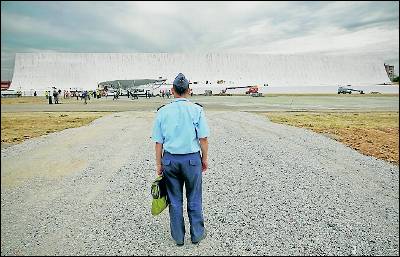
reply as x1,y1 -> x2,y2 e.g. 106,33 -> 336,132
338,86 -> 364,94
1,89 -> 22,98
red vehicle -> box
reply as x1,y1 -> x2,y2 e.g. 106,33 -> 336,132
220,85 -> 264,97
245,86 -> 259,94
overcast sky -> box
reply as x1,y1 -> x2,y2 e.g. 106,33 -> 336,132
1,1 -> 399,80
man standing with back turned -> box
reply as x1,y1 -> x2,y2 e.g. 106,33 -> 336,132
152,73 -> 210,246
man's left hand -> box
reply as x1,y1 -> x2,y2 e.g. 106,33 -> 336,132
156,164 -> 163,176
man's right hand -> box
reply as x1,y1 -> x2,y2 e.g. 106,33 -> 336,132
201,158 -> 208,173
199,138 -> 209,174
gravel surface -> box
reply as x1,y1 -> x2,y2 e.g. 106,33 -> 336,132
1,111 -> 398,256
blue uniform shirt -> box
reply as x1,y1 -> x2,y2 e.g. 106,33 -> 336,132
152,98 -> 210,154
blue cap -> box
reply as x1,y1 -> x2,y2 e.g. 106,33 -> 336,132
173,73 -> 189,91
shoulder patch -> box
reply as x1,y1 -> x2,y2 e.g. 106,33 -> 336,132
194,102 -> 203,107
157,104 -> 166,111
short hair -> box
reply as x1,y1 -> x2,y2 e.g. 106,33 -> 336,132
173,84 -> 189,95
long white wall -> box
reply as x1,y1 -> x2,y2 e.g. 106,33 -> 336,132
11,53 -> 391,91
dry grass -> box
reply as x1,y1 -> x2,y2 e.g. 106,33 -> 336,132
263,112 -> 399,164
1,112 -> 110,145
0,96 -> 92,105
1,96 -> 48,104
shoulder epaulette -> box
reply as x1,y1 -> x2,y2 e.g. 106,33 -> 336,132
157,104 -> 166,111
194,102 -> 203,107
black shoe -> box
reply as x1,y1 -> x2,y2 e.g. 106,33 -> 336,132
176,242 -> 184,247
192,229 -> 207,244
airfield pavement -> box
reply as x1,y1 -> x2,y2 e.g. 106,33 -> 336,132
1,94 -> 399,112
1,95 -> 399,255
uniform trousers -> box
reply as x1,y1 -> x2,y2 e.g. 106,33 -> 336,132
162,151 -> 205,243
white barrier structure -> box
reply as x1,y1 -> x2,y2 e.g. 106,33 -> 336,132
11,53 -> 392,94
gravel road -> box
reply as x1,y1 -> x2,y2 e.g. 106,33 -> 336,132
1,111 -> 398,256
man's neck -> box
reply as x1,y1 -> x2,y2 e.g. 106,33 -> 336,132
174,94 -> 189,99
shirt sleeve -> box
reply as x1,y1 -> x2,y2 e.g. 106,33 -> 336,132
196,109 -> 210,138
152,112 -> 164,144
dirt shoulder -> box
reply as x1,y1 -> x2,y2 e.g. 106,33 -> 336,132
263,112 -> 399,164
1,112 -> 111,146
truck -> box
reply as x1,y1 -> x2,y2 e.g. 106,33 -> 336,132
245,86 -> 263,97
219,85 -> 263,96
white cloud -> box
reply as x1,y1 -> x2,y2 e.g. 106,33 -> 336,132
1,12 -> 76,41
226,26 -> 398,54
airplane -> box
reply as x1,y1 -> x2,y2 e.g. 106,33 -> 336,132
98,77 -> 168,97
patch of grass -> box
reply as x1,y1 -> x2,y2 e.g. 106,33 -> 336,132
1,112 -> 110,145
1,96 -> 97,105
1,96 -> 48,104
263,112 -> 399,164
